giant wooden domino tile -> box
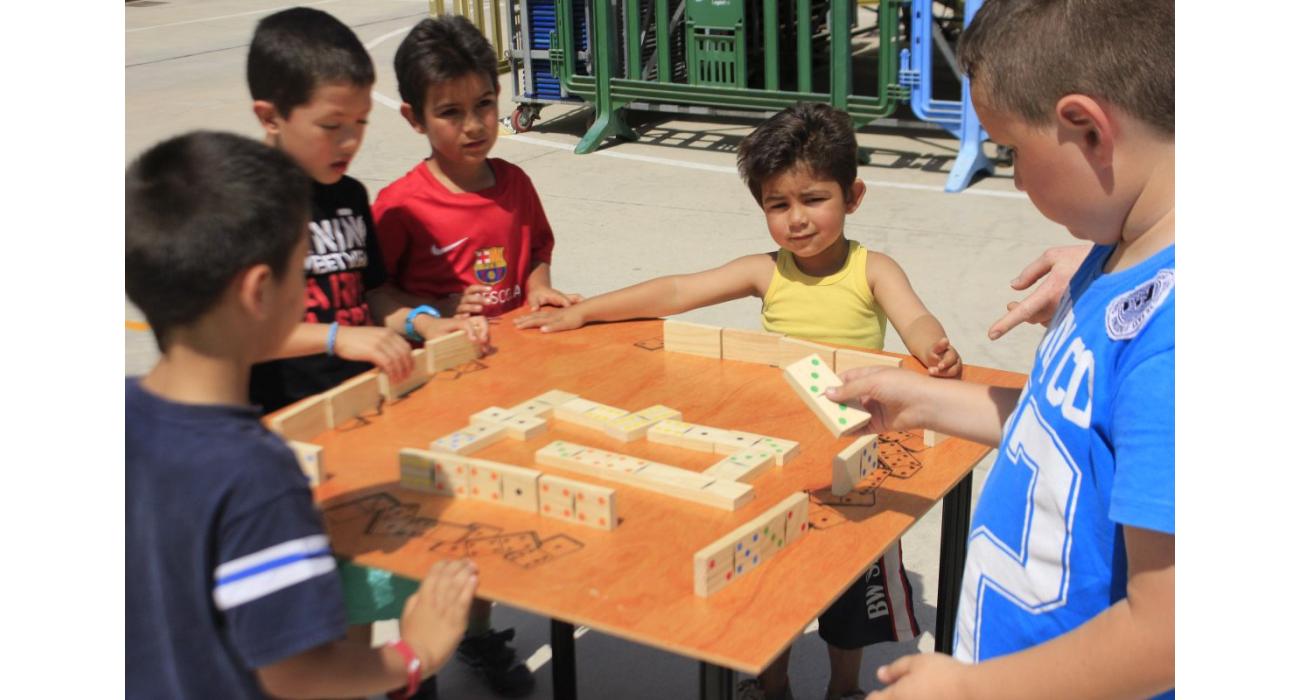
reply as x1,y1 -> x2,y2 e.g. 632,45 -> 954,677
535,441 -> 754,510
777,337 -> 835,369
540,474 -> 617,531
721,328 -> 785,366
425,331 -> 479,372
379,348 -> 431,400
663,319 -> 722,358
646,419 -> 732,453
703,447 -> 776,483
692,492 -> 810,596
832,434 -> 879,496
287,440 -> 324,487
833,348 -> 903,373
782,354 -> 872,437
324,373 -> 381,427
923,429 -> 950,447
430,423 -> 507,455
552,397 -> 604,425
712,431 -> 801,466
469,406 -> 548,440
507,389 -> 578,420
269,395 -> 330,442
604,405 -> 683,441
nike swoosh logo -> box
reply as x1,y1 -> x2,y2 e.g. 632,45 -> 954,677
430,237 -> 469,256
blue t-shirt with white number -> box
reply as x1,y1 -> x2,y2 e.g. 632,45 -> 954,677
954,244 -> 1174,698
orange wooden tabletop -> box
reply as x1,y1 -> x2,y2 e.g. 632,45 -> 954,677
295,313 -> 1026,674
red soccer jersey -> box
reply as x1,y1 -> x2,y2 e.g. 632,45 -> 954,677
372,158 -> 555,317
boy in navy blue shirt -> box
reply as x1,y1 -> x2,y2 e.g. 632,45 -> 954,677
831,1 -> 1175,698
126,131 -> 478,699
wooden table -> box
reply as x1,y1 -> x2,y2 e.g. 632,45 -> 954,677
295,314 -> 1025,699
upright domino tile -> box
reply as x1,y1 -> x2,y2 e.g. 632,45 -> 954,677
721,328 -> 785,366
426,331 -> 479,371
831,434 -> 880,495
269,395 -> 330,442
324,373 -> 381,427
399,448 -> 467,497
692,492 -> 811,597
777,337 -> 835,369
663,319 -> 722,358
833,348 -> 903,372
538,475 -> 578,522
431,423 -> 507,455
405,450 -> 545,512
782,354 -> 872,437
923,429 -> 950,447
287,441 -> 324,487
467,461 -> 504,502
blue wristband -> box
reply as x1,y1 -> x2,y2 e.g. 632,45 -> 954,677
405,305 -> 441,342
326,322 -> 340,357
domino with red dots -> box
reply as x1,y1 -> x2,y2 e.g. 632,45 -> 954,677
537,474 -> 617,530
692,492 -> 810,597
782,354 -> 871,437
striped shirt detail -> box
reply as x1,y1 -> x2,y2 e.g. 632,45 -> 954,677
213,535 -> 335,611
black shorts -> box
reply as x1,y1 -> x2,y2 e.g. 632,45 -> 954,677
817,541 -> 920,649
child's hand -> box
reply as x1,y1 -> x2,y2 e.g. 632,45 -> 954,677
824,366 -> 936,434
988,244 -> 1090,340
400,559 -> 478,677
513,305 -> 585,333
865,653 -> 973,700
446,284 -> 492,317
334,326 -> 414,380
925,337 -> 962,378
414,315 -> 492,351
527,285 -> 584,310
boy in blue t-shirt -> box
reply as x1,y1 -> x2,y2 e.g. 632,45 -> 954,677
830,1 -> 1175,698
126,131 -> 478,699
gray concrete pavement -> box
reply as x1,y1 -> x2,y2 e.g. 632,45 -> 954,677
126,1 -> 1055,696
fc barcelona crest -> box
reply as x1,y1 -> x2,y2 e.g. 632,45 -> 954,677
473,246 -> 508,285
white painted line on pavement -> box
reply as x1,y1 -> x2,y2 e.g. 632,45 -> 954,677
126,0 -> 343,33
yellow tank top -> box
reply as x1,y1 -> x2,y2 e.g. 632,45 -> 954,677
761,240 -> 887,350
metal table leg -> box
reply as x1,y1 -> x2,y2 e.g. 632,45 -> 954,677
934,472 -> 973,654
550,619 -> 577,700
699,661 -> 736,700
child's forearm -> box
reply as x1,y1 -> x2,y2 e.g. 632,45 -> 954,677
960,579 -> 1174,700
525,261 -> 554,292
896,314 -> 947,366
256,639 -> 414,698
269,323 -> 332,360
915,380 -> 1020,447
572,276 -> 702,325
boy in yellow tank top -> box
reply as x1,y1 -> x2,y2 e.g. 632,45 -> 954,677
517,103 -> 961,699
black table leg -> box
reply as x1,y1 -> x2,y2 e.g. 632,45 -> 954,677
698,661 -> 735,700
934,472 -> 973,655
550,619 -> 577,700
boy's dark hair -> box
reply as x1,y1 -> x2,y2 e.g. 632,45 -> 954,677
957,0 -> 1173,135
126,131 -> 311,351
247,7 -> 375,117
736,103 -> 858,204
394,15 -> 499,121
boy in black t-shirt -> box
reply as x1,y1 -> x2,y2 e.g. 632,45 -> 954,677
126,130 -> 477,699
246,7 -> 489,413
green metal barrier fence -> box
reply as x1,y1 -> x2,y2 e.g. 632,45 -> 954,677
544,0 -> 906,153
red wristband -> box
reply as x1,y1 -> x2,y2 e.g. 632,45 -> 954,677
386,639 -> 422,699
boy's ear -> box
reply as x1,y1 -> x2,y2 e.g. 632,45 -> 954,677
845,179 -> 868,213
234,264 -> 276,321
252,100 -> 283,136
400,103 -> 426,134
1055,94 -> 1115,168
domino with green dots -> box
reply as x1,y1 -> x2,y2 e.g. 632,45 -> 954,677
781,354 -> 872,437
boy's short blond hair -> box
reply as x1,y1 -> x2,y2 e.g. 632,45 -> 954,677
957,0 -> 1173,136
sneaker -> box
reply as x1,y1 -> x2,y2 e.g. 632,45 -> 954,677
737,678 -> 794,700
456,628 -> 535,697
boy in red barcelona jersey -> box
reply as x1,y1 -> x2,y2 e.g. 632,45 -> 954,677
373,16 -> 579,319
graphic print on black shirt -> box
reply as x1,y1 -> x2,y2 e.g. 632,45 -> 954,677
251,177 -> 388,413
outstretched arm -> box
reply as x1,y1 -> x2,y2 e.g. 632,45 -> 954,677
826,366 -> 1018,446
513,254 -> 774,332
868,252 -> 962,377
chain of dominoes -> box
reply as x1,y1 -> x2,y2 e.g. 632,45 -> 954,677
399,448 -> 618,530
535,440 -> 756,510
693,492 -> 811,596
